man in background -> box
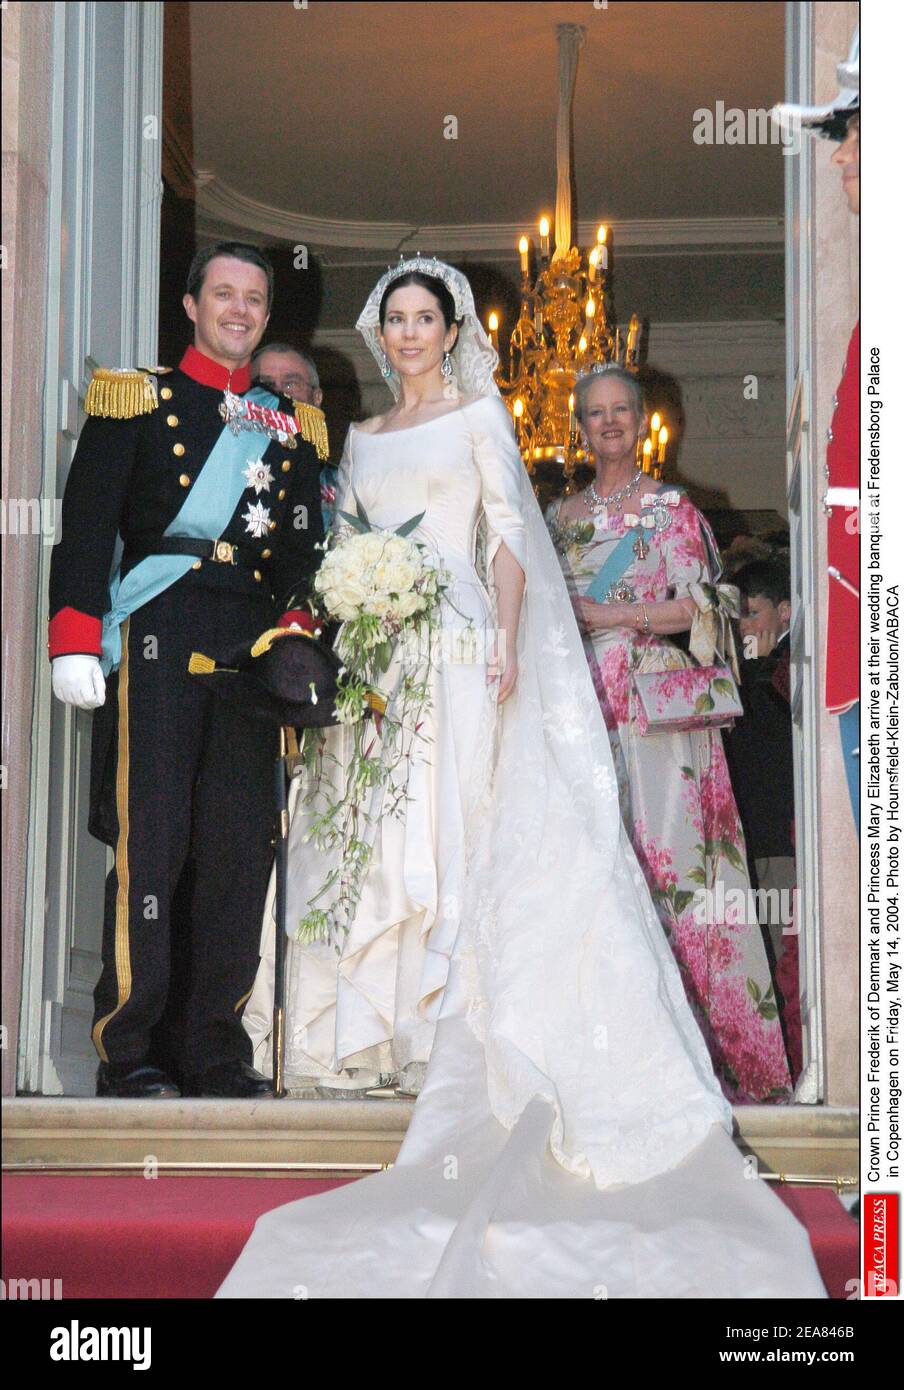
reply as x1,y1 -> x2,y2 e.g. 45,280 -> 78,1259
725,559 -> 801,1083
727,559 -> 795,947
252,343 -> 338,532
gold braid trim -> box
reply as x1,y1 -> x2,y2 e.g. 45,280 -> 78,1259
85,368 -> 158,419
250,627 -> 317,658
187,652 -> 218,675
292,401 -> 330,460
92,618 -> 133,1061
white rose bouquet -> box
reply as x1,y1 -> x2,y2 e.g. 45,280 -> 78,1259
314,504 -> 442,687
293,488 -> 463,949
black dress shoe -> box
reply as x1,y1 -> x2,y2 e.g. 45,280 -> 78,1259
183,1060 -> 274,1098
97,1062 -> 181,1099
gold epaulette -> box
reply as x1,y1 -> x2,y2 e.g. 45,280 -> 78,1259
292,401 -> 330,461
84,367 -> 159,419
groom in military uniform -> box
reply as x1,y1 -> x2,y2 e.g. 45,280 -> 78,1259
49,241 -> 327,1097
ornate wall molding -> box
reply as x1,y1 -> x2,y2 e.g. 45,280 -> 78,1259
186,167 -> 783,259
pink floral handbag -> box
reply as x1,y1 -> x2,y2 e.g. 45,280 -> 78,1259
632,576 -> 744,736
632,663 -> 743,736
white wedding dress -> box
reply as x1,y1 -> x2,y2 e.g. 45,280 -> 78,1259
217,393 -> 826,1299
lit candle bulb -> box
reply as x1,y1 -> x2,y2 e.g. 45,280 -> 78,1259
513,397 -> 524,419
578,334 -> 587,354
588,247 -> 599,284
518,236 -> 530,278
539,216 -> 550,259
650,412 -> 661,437
487,311 -> 499,349
597,224 -> 609,270
568,392 -> 576,436
585,294 -> 595,320
657,426 -> 668,464
627,314 -> 639,361
643,438 -> 653,472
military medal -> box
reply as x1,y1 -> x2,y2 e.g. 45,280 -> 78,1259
242,460 -> 275,495
219,391 -> 299,449
220,388 -> 247,435
243,501 -> 272,538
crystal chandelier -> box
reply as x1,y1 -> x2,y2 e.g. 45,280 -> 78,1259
489,25 -> 669,493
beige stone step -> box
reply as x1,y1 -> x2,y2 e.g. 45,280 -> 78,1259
2,1098 -> 858,1188
2,1096 -> 411,1173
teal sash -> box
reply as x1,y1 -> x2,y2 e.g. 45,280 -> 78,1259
585,482 -> 683,604
585,529 -> 640,603
100,386 -> 279,674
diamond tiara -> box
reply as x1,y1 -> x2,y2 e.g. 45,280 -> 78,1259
574,360 -> 638,383
377,254 -> 466,319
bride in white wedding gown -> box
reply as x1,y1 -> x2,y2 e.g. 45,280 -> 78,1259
217,259 -> 826,1299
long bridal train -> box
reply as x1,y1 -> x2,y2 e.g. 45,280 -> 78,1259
220,941 -> 827,1299
217,262 -> 826,1299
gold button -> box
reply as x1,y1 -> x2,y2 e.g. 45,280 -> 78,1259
268,520 -> 277,532
261,548 -> 272,559
253,570 -> 262,582
278,488 -> 286,500
166,414 -> 179,427
173,443 -> 185,457
160,386 -> 173,400
191,560 -> 202,570
179,473 -> 191,487
281,460 -> 292,472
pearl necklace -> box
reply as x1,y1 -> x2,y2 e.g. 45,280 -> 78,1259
586,469 -> 644,515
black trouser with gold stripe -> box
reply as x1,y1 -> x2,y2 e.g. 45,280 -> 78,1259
90,582 -> 277,1075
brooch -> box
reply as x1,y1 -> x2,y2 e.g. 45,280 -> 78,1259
605,580 -> 637,604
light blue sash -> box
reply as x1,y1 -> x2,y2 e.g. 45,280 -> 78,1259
585,482 -> 682,604
100,386 -> 279,674
585,529 -> 640,603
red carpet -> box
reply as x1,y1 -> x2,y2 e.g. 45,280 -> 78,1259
3,1174 -> 857,1299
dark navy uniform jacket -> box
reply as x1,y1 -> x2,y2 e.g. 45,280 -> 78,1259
48,345 -> 325,659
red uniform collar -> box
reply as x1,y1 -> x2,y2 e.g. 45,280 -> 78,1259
179,345 -> 252,394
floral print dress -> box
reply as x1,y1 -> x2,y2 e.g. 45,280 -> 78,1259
546,489 -> 792,1103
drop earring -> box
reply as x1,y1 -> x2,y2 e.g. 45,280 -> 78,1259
441,351 -> 453,382
380,350 -> 392,378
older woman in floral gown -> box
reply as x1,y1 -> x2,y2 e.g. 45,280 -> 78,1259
546,365 -> 791,1103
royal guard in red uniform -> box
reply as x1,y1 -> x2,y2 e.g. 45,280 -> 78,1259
49,243 -> 326,1097
774,28 -> 860,826
824,322 -> 859,716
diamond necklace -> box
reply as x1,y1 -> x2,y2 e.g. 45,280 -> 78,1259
586,469 -> 644,514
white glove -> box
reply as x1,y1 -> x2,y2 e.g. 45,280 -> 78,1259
52,655 -> 106,709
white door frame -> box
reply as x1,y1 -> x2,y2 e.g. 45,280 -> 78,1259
18,0 -> 163,1095
783,0 -> 824,1102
